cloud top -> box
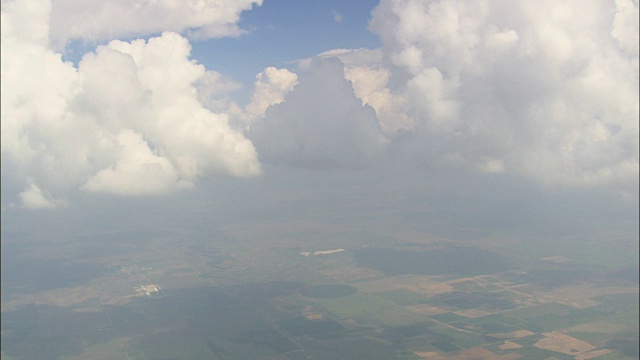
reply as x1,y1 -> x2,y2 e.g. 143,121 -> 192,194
249,58 -> 387,169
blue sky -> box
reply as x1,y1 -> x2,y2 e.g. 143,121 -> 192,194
60,0 -> 382,103
190,0 -> 382,99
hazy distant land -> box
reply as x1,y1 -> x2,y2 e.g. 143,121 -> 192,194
1,221 -> 638,360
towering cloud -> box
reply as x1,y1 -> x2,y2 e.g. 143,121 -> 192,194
369,0 -> 639,189
1,0 -> 260,207
306,48 -> 414,135
249,58 -> 387,169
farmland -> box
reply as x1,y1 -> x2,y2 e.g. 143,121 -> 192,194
1,225 -> 638,360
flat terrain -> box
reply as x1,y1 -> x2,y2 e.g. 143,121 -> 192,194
1,223 -> 638,360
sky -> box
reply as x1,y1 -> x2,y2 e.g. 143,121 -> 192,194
1,0 -> 639,241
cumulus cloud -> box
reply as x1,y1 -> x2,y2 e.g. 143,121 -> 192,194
304,48 -> 414,135
195,70 -> 244,114
19,179 -> 59,209
248,58 -> 387,169
245,67 -> 298,120
345,64 -> 413,134
1,0 -> 260,207
3,0 -> 638,210
48,0 -> 262,50
81,130 -> 188,196
369,0 -> 639,189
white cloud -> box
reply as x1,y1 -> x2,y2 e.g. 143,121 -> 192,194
332,10 -> 343,23
82,130 -> 188,196
302,48 -> 414,135
306,48 -> 385,68
475,158 -> 505,173
248,58 -> 387,169
369,0 -> 639,190
1,1 -> 260,207
246,67 -> 298,120
48,0 -> 262,50
195,70 -> 244,114
406,67 -> 459,133
344,65 -> 413,134
19,179 -> 60,209
3,0 -> 638,211
89,33 -> 261,179
612,0 -> 639,56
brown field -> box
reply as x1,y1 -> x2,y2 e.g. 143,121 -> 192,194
51,285 -> 98,305
302,306 -> 324,320
406,304 -> 448,315
521,284 -> 639,309
534,332 -> 611,359
2,294 -> 44,312
453,308 -> 494,318
568,321 -> 633,334
498,341 -> 522,350
353,275 -> 440,292
425,347 -> 522,360
406,282 -> 455,295
493,329 -> 536,339
413,351 -> 440,358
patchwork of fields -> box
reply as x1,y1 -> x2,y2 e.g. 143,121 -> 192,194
1,229 -> 638,359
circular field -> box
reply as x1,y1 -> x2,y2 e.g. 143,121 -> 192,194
300,284 -> 358,299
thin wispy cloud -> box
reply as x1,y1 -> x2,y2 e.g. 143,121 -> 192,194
332,10 -> 343,23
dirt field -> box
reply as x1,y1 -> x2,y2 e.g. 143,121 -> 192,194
354,275 -> 442,293
406,304 -> 447,315
568,321 -> 633,334
424,347 -> 522,360
493,329 -> 536,338
453,308 -> 494,318
406,282 -> 454,295
534,332 -> 611,359
526,285 -> 638,309
498,341 -> 522,350
413,351 -> 440,358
